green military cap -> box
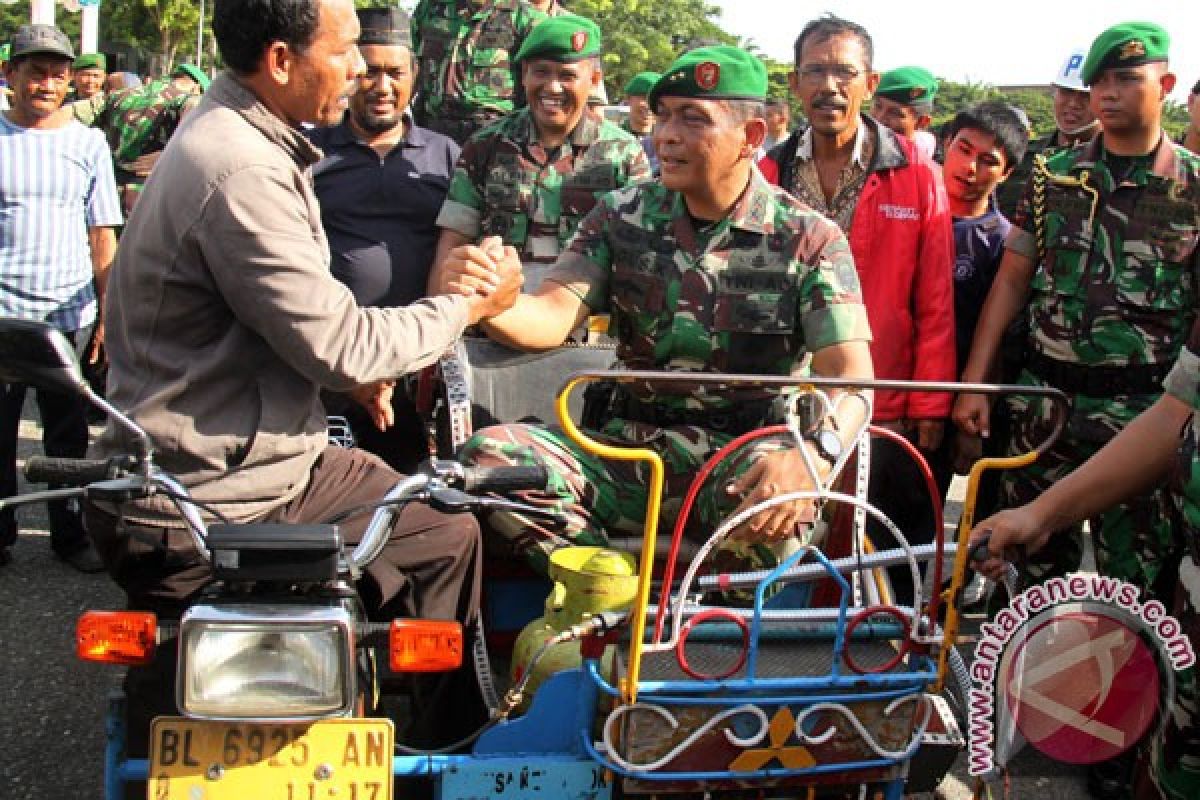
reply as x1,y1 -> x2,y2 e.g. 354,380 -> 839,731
513,14 -> 601,64
1081,21 -> 1170,86
648,45 -> 767,107
73,53 -> 106,72
623,71 -> 660,97
875,66 -> 938,105
172,62 -> 210,91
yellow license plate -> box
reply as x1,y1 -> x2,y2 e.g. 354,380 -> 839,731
148,717 -> 393,800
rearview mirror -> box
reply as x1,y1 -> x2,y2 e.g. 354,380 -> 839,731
0,318 -> 90,396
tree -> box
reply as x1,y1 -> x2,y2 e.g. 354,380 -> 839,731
570,0 -> 732,104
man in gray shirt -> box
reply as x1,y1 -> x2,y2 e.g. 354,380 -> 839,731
89,0 -> 520,748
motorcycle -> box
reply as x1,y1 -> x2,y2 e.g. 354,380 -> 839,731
0,317 -> 1071,800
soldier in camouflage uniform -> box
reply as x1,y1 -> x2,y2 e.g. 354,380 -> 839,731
432,45 -> 873,575
956,22 -> 1200,595
970,315 -> 1200,799
995,47 -> 1099,220
956,28 -> 1199,795
410,0 -> 548,144
432,15 -> 652,288
72,64 -> 208,215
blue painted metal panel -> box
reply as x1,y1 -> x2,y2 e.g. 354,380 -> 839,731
438,758 -> 612,800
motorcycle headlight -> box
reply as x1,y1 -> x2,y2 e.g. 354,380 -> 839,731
177,604 -> 355,720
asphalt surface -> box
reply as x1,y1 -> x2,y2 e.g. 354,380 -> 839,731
0,403 -> 1092,800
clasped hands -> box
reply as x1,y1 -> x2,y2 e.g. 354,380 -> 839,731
353,236 -> 523,430
429,235 -> 525,325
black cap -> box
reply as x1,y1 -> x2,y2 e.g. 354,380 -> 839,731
9,24 -> 75,62
357,8 -> 412,48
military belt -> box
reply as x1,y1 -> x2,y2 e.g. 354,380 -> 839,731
1027,350 -> 1172,397
619,393 -> 773,433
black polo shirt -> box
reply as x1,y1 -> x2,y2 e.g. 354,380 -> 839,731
308,115 -> 460,307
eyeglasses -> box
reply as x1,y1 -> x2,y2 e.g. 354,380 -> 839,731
796,64 -> 863,86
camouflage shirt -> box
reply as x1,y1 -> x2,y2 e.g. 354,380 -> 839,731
1007,132 -> 1200,367
411,0 -> 546,127
82,80 -> 200,185
437,108 -> 652,272
544,168 -> 871,412
994,130 -> 1064,220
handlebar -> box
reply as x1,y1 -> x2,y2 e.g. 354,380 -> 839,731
462,465 -> 548,493
24,455 -> 132,485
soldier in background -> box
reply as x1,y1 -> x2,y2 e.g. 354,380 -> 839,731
430,15 -> 650,290
995,47 -> 1099,218
410,0 -> 548,143
870,65 -> 938,158
72,63 -> 208,216
1184,77 -> 1199,154
620,71 -> 658,136
432,45 -> 873,577
953,26 -> 1200,797
621,70 -> 660,171
70,53 -> 106,100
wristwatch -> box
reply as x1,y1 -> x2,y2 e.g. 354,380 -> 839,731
804,428 -> 843,465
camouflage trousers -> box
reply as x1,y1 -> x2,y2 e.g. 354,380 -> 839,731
1003,371 -> 1194,796
458,418 -> 806,576
1136,553 -> 1199,800
1002,370 -> 1180,595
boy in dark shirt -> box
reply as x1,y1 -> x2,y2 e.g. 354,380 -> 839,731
939,102 -> 1027,506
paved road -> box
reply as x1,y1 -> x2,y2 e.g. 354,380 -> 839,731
0,405 -> 1090,799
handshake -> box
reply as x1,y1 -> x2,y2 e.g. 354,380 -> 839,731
430,235 -> 525,325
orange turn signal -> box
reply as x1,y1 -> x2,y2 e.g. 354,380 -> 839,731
389,619 -> 462,673
76,610 -> 157,666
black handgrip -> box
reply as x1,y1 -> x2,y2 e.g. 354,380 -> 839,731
462,465 -> 548,493
968,533 -> 992,564
25,456 -> 116,486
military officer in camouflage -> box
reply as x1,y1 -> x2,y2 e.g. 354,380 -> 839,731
621,71 -> 659,136
72,64 -> 209,215
431,15 -> 652,288
70,53 -> 106,101
954,31 -> 1200,788
433,45 -> 873,574
410,0 -> 548,143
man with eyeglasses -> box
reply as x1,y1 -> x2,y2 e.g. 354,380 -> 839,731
307,7 -> 461,472
762,13 -> 954,607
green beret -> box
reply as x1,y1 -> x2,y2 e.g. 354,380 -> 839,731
648,45 -> 767,107
73,53 -> 106,72
1081,21 -> 1169,86
875,66 -> 937,105
172,63 -> 210,91
623,71 -> 660,97
513,14 -> 601,64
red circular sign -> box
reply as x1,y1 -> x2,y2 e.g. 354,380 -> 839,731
1000,610 -> 1160,764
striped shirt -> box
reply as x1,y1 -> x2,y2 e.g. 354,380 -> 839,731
0,112 -> 122,331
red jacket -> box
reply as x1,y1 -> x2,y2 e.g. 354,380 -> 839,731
764,117 -> 955,421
